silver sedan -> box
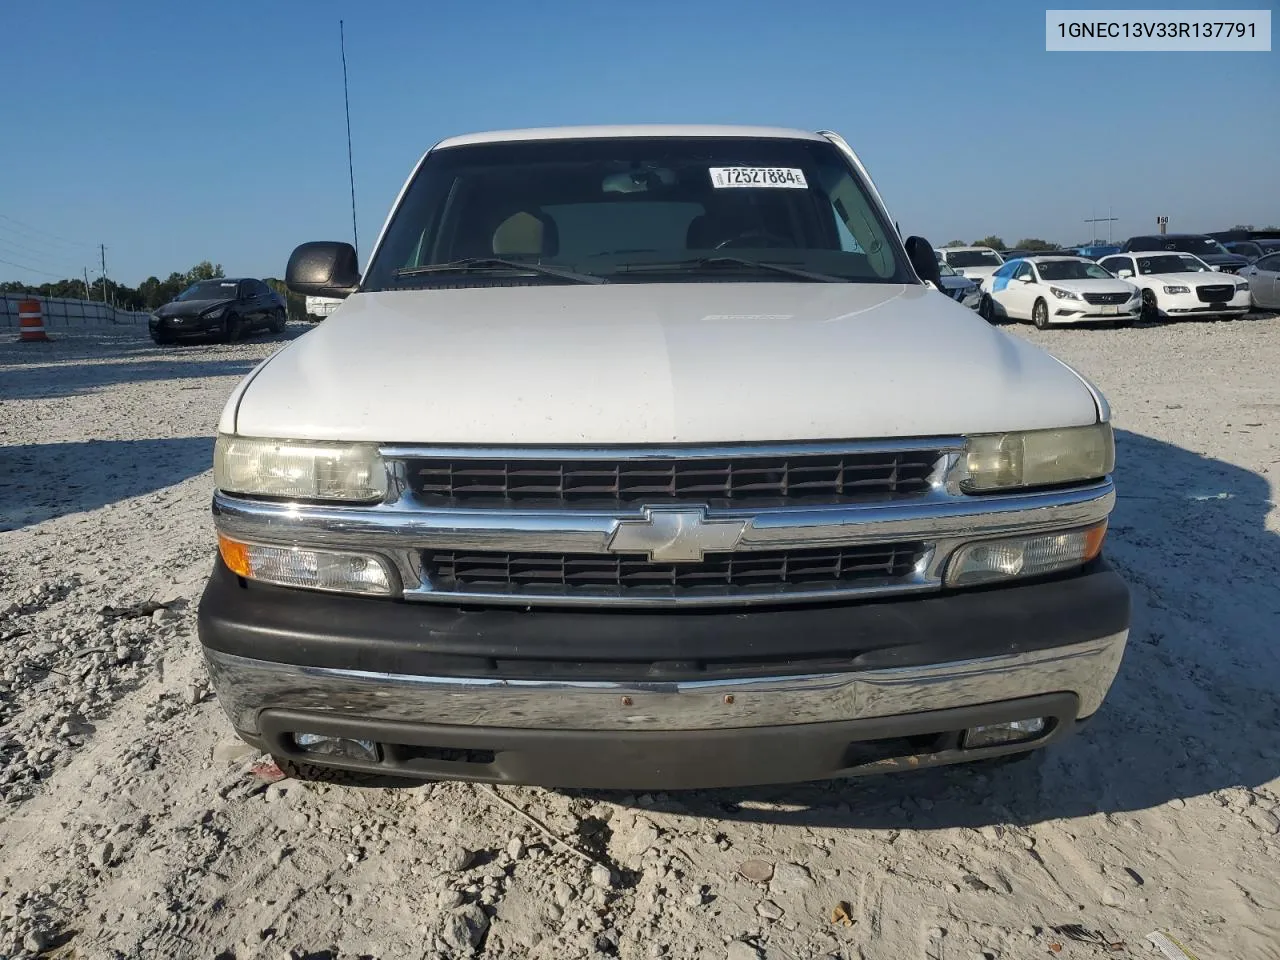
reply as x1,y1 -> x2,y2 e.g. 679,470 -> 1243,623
1240,253 -> 1280,310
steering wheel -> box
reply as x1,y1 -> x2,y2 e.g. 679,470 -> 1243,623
713,230 -> 796,250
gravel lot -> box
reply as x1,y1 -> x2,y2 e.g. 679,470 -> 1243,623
2,314 -> 1279,960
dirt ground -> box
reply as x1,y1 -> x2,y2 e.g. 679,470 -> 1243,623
1,315 -> 1278,960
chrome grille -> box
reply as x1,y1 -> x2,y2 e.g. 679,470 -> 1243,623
1197,284 -> 1234,303
421,543 -> 926,599
406,449 -> 941,508
1082,292 -> 1130,306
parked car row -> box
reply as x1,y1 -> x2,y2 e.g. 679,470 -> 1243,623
973,250 -> 1262,328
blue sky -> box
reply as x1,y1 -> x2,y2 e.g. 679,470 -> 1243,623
2,0 -> 1275,285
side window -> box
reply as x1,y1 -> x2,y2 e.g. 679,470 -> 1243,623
238,280 -> 253,299
1014,262 -> 1034,281
256,281 -> 272,297
1258,254 -> 1280,272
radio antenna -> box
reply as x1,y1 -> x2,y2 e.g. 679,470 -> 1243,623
340,20 -> 359,261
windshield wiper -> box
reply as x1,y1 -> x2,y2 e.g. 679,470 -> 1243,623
393,257 -> 606,285
618,256 -> 850,283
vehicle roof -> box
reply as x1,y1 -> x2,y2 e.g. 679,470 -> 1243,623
936,245 -> 999,253
1127,233 -> 1211,240
434,125 -> 827,149
1022,256 -> 1091,263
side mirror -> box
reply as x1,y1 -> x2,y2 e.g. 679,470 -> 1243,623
903,236 -> 942,290
1117,269 -> 1134,278
286,241 -> 360,298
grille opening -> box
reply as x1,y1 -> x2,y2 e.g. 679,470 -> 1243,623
407,450 -> 941,509
1196,285 -> 1234,303
422,543 -> 926,598
1081,292 -> 1130,306
396,744 -> 496,765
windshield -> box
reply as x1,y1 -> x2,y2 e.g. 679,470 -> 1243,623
1137,254 -> 1208,275
1133,236 -> 1228,256
1036,260 -> 1112,281
944,250 -> 1003,268
176,280 -> 238,301
363,137 -> 913,289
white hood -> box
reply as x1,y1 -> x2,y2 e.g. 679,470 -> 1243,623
955,265 -> 1002,281
1044,278 -> 1138,297
226,283 -> 1100,444
1140,271 -> 1229,286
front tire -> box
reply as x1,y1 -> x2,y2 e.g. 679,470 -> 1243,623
269,308 -> 286,334
1032,298 -> 1050,330
978,294 -> 996,323
1141,289 -> 1159,323
220,314 -> 242,343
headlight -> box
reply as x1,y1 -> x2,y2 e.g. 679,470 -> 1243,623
1163,285 -> 1189,294
1235,283 -> 1249,293
946,522 -> 1108,587
1127,287 -> 1142,300
214,435 -> 387,502
203,306 -> 226,320
1049,286 -> 1079,300
218,534 -> 396,595
961,423 -> 1114,493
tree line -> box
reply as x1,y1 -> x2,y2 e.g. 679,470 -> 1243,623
0,260 -> 308,320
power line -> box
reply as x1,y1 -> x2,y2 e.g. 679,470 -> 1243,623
0,213 -> 97,250
0,226 -> 89,266
0,235 -> 82,271
0,255 -> 67,279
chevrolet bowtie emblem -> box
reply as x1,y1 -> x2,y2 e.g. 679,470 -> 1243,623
606,507 -> 749,562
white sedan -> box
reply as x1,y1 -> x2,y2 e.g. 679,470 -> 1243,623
979,256 -> 1141,329
1098,252 -> 1252,321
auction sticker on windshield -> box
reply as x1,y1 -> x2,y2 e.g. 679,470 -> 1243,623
709,167 -> 808,188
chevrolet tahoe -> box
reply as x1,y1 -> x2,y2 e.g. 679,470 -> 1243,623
197,125 -> 1129,790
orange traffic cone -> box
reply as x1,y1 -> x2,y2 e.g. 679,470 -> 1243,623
17,299 -> 50,342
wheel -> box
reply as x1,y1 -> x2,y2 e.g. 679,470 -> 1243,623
1140,290 -> 1161,322
1032,298 -> 1050,330
150,333 -> 172,346
269,308 -> 286,334
272,754 -> 422,788
220,314 -> 242,343
978,294 -> 996,323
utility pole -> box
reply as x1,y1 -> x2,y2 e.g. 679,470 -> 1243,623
99,244 -> 107,303
83,267 -> 91,301
1083,209 -> 1119,245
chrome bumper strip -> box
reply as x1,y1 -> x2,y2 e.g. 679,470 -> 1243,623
212,482 -> 1115,555
205,631 -> 1127,735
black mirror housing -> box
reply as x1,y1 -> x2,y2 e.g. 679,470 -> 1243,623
286,241 -> 360,298
904,236 -> 942,290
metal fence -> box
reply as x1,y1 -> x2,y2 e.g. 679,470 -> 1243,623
0,293 -> 151,330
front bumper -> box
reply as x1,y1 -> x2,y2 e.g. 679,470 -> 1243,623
1157,290 -> 1251,317
149,314 -> 222,337
199,558 -> 1129,788
1051,303 -> 1141,324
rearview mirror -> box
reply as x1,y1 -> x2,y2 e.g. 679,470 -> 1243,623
286,241 -> 360,298
1117,269 -> 1134,278
903,236 -> 942,291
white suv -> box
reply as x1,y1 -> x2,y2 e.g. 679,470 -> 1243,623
199,125 -> 1128,790
935,245 -> 1006,281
